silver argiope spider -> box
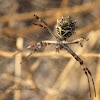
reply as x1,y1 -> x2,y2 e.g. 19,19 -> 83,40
14,14 -> 96,97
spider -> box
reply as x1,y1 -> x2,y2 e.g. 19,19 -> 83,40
14,14 -> 96,97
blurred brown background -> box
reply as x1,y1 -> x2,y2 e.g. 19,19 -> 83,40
0,0 -> 100,100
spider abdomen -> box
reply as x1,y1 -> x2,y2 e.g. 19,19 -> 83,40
57,16 -> 76,40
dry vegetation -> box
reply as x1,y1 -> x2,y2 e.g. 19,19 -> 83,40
0,0 -> 100,100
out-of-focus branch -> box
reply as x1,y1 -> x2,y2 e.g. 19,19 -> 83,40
60,0 -> 69,8
93,55 -> 100,100
0,50 -> 100,58
0,2 -> 99,23
76,19 -> 100,35
0,18 -> 100,37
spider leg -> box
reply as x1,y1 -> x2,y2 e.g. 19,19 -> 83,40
33,23 -> 50,32
83,67 -> 91,97
34,14 -> 59,39
61,44 -> 96,97
34,14 -> 48,26
20,52 -> 33,64
14,37 -> 88,57
19,41 -> 46,64
13,45 -> 33,56
86,67 -> 96,97
14,40 -> 61,63
65,37 -> 89,47
56,45 -> 63,53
